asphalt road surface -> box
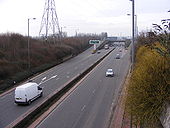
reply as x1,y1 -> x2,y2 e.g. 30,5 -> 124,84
37,47 -> 130,128
0,47 -> 113,128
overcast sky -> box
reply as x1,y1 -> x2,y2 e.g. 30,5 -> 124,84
0,0 -> 169,37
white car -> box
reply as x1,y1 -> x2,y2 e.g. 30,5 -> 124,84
104,44 -> 109,49
97,50 -> 101,54
106,69 -> 114,77
116,53 -> 120,59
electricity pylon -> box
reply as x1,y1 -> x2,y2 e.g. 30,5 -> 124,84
39,0 -> 61,42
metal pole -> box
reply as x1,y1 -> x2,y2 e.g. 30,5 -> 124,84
135,15 -> 138,39
130,1 -> 135,127
28,18 -> 30,69
131,0 -> 135,69
27,18 -> 36,70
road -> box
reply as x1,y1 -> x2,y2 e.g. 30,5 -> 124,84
37,47 -> 130,128
0,47 -> 113,128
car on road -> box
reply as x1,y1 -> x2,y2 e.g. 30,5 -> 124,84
15,82 -> 43,105
106,69 -> 114,77
115,53 -> 120,59
104,44 -> 109,49
97,50 -> 101,54
119,49 -> 122,52
91,50 -> 96,54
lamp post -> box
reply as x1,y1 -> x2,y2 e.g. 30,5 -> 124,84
129,0 -> 135,69
28,18 -> 36,69
135,15 -> 138,38
129,1 -> 135,127
127,14 -> 138,39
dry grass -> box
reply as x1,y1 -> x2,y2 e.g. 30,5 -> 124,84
125,43 -> 170,127
0,33 -> 99,84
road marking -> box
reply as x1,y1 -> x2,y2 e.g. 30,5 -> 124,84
81,105 -> 86,111
29,48 -> 116,128
51,75 -> 57,79
42,77 -> 46,81
39,75 -> 57,85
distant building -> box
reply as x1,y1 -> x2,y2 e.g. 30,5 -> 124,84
101,32 -> 108,40
113,42 -> 125,47
105,37 -> 118,41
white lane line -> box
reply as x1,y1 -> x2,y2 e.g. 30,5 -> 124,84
39,75 -> 58,85
81,105 -> 86,111
51,75 -> 57,79
42,77 -> 46,81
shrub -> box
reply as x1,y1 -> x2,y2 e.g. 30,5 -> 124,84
125,44 -> 170,127
0,32 -> 99,92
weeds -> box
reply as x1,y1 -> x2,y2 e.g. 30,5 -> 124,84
125,43 -> 170,127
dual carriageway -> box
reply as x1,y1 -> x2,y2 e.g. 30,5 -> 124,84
0,45 -> 130,128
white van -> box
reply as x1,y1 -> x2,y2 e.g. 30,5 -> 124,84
15,82 -> 43,105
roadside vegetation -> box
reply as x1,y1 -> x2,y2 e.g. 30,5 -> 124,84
125,19 -> 170,127
0,33 -> 101,92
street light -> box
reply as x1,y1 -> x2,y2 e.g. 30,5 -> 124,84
129,1 -> 135,128
28,18 -> 36,69
129,0 -> 135,69
127,14 -> 138,39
